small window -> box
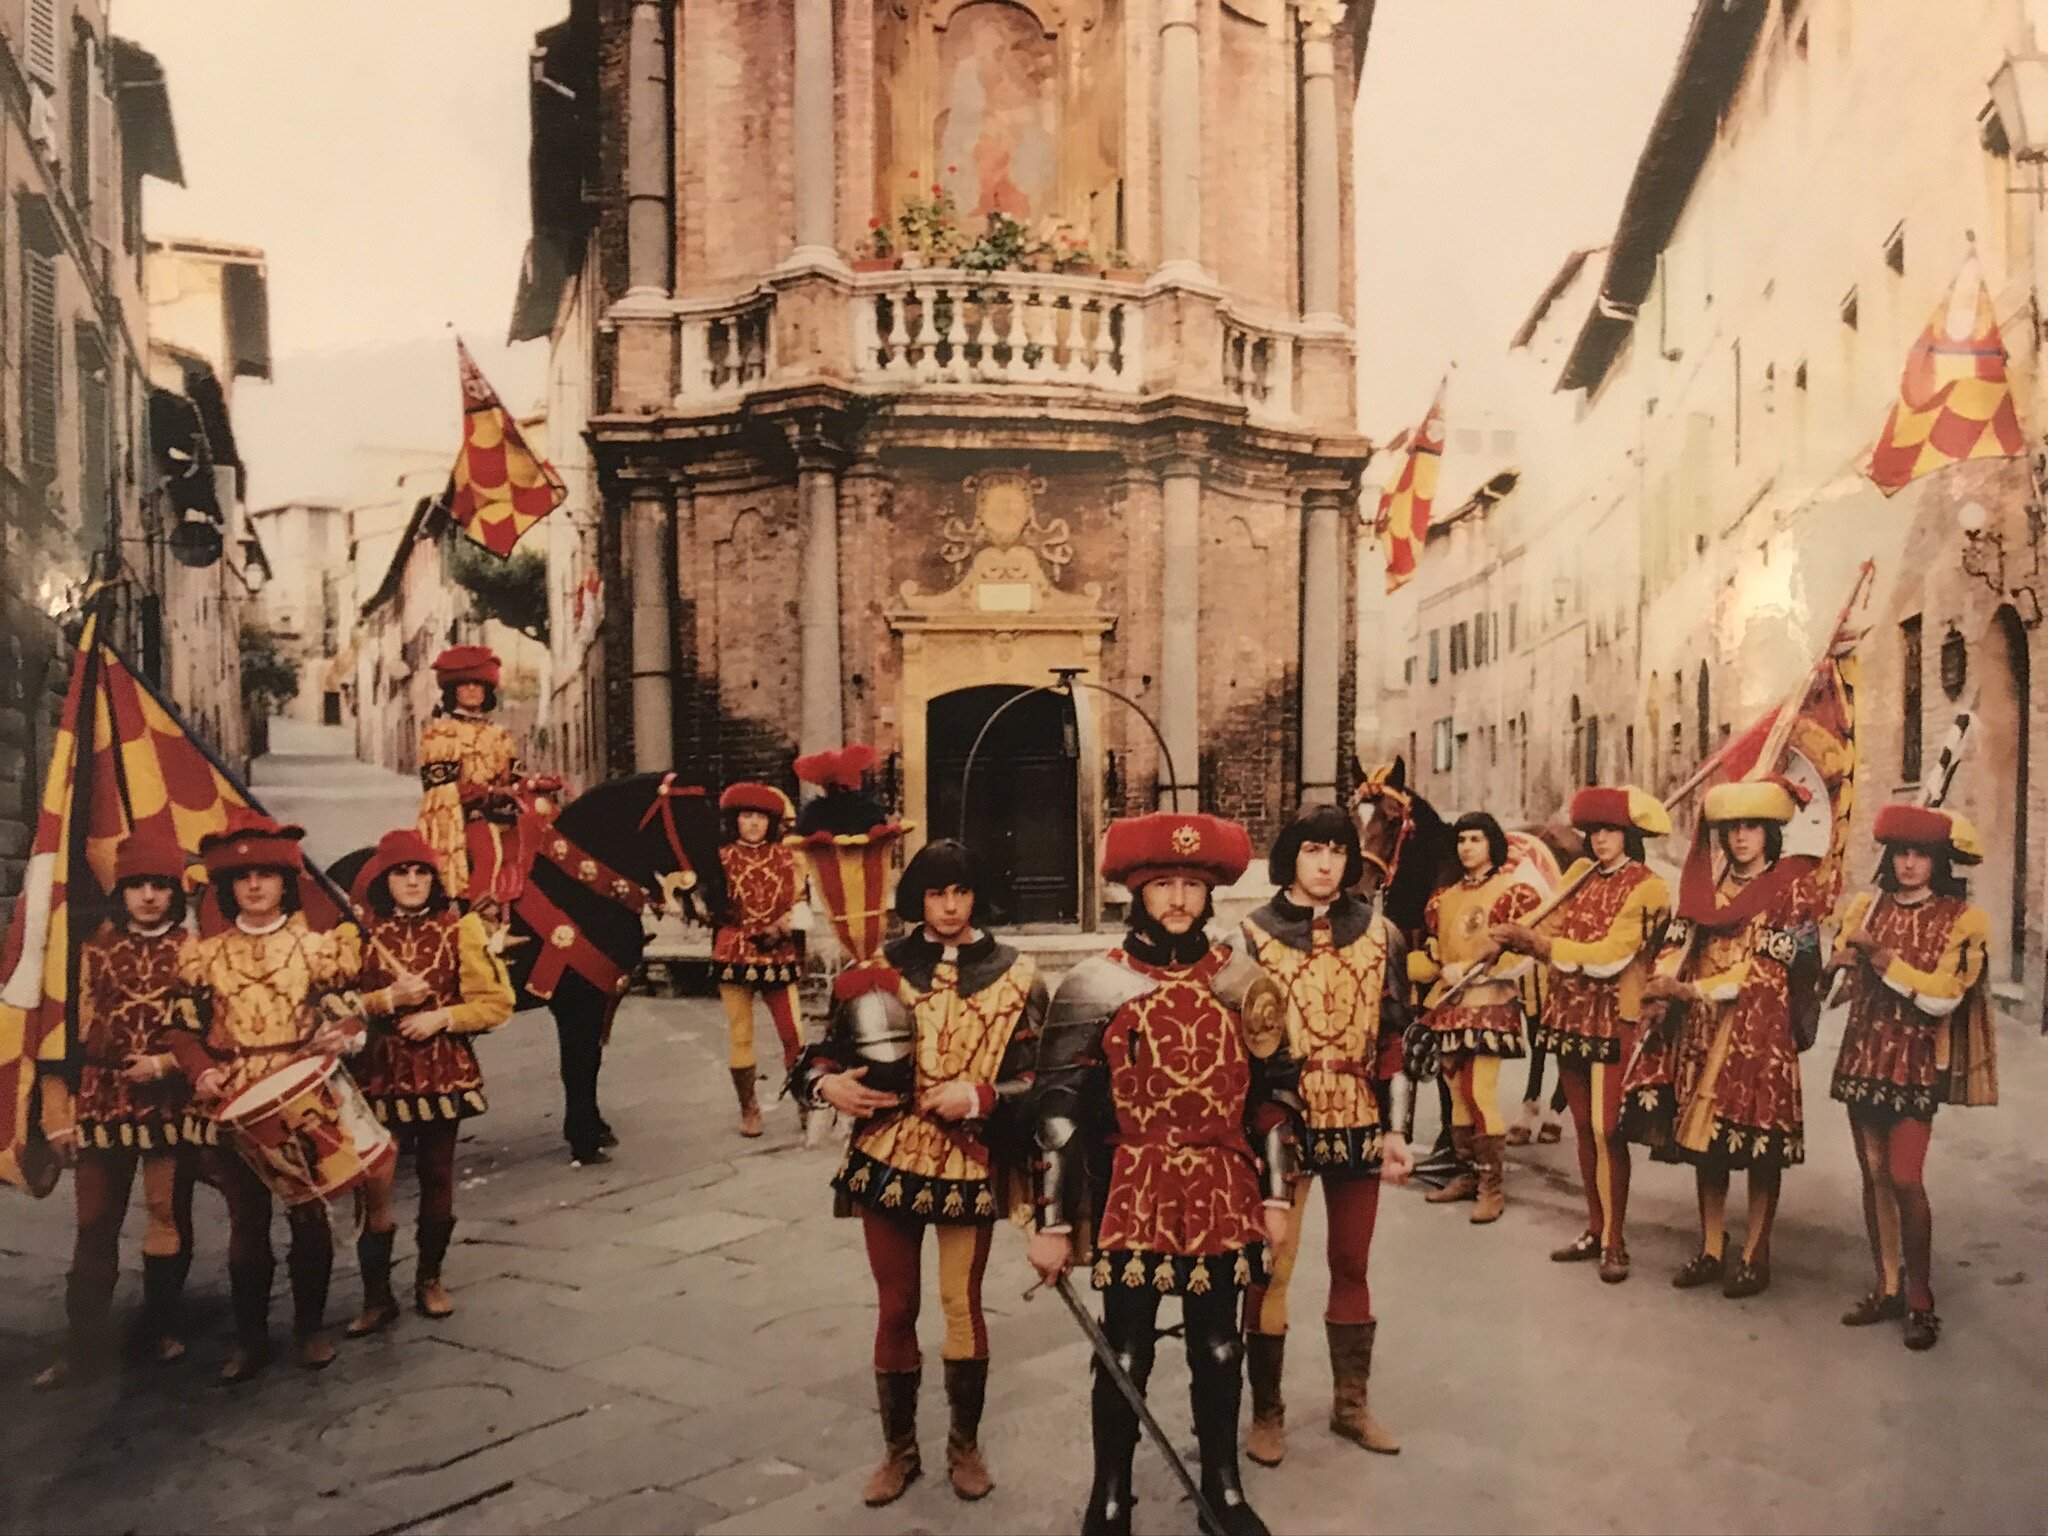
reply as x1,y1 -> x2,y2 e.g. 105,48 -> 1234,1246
1901,615 -> 1924,782
1840,287 -> 1860,330
1508,602 -> 1519,649
1794,359 -> 1808,390
1427,630 -> 1441,683
1402,655 -> 1416,687
1884,223 -> 1906,276
1431,718 -> 1454,773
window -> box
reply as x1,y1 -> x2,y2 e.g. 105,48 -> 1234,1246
1794,359 -> 1808,391
1901,615 -> 1924,782
1402,655 -> 1416,687
24,0 -> 58,86
1884,223 -> 1906,276
76,324 -> 108,544
1449,622 -> 1469,673
1431,718 -> 1454,773
1584,715 -> 1601,788
1508,601 -> 1519,650
1696,662 -> 1713,760
22,244 -> 60,479
1840,287 -> 1860,330
1427,630 -> 1441,683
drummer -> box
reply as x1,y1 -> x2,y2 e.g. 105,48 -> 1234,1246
345,829 -> 514,1336
166,811 -> 365,1381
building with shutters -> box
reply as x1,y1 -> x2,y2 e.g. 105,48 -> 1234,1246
516,0 -> 1377,931
0,1 -> 261,928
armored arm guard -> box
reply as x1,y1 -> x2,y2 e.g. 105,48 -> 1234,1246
1033,958 -> 1150,1231
1214,949 -> 1305,1201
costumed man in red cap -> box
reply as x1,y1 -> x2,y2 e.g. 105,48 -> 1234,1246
798,838 -> 1046,1507
32,833 -> 201,1389
715,781 -> 804,1137
344,829 -> 515,1337
165,811 -> 366,1380
1029,811 -> 1298,1536
1624,778 -> 1823,1299
1492,785 -> 1672,1283
1829,803 -> 1996,1351
1238,803 -> 1413,1466
416,645 -> 523,914
1407,811 -> 1540,1223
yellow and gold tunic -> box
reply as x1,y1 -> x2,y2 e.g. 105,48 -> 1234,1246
1243,893 -> 1405,1177
1830,890 -> 1992,1120
1530,858 -> 1671,1065
417,711 -> 521,898
822,932 -> 1045,1224
1409,870 -> 1540,1058
170,915 -> 362,1107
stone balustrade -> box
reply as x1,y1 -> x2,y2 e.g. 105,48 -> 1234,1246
853,269 -> 1144,394
1220,311 -> 1296,421
676,291 -> 774,402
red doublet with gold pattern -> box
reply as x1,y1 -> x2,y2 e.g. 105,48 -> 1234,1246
714,840 -> 802,985
1244,899 -> 1399,1178
1623,869 -> 1818,1168
354,910 -> 511,1123
832,942 -> 1042,1224
74,925 -> 191,1149
1831,892 -> 1988,1120
1416,872 -> 1539,1059
1531,860 -> 1669,1065
1093,946 -> 1268,1295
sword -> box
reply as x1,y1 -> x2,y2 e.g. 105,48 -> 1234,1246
1027,1272 -> 1229,1536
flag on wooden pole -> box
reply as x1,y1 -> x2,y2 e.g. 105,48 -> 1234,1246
447,339 -> 567,557
1376,377 -> 1448,592
1868,253 -> 2026,495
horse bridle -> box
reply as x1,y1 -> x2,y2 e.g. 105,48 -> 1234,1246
636,772 -> 706,912
1353,780 -> 1414,884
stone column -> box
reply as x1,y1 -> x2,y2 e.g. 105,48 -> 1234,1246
1158,0 -> 1204,278
626,485 -> 676,772
1159,457 -> 1202,810
787,0 -> 846,272
798,453 -> 845,759
1299,2 -> 1345,322
1298,488 -> 1344,803
611,0 -> 675,413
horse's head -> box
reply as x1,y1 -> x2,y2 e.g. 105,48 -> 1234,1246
634,775 -> 729,926
1349,756 -> 1414,896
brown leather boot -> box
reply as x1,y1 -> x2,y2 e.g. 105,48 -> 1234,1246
1425,1125 -> 1478,1203
1470,1135 -> 1506,1224
1244,1332 -> 1287,1467
415,1217 -> 456,1318
731,1068 -> 764,1137
219,1260 -> 276,1385
1327,1320 -> 1399,1453
862,1368 -> 922,1506
346,1228 -> 400,1338
943,1357 -> 993,1500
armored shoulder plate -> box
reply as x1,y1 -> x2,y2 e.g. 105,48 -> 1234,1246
844,985 -> 915,1097
1046,955 -> 1159,1039
1210,948 -> 1287,1059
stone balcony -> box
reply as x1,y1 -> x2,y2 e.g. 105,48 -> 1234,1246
610,266 -> 1357,437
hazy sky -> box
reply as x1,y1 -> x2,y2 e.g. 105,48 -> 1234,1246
1355,0 -> 1698,433
117,0 -> 1696,496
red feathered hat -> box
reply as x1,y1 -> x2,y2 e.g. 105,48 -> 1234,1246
719,781 -> 795,820
1103,812 -> 1253,890
113,832 -> 188,887
794,744 -> 879,793
199,808 -> 308,879
351,828 -> 445,907
432,645 -> 502,687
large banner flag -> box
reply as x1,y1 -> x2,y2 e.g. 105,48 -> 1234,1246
0,618 -> 252,1193
1868,253 -> 2026,495
1376,377 -> 1448,593
447,339 -> 567,558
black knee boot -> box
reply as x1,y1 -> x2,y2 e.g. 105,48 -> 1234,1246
130,1251 -> 191,1360
286,1217 -> 335,1368
1187,1295 -> 1269,1536
221,1259 -> 275,1383
1084,1294 -> 1157,1536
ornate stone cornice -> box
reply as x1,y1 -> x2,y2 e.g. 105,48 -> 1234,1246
1298,0 -> 1347,41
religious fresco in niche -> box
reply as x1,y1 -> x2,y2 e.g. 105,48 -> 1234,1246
934,2 -> 1057,224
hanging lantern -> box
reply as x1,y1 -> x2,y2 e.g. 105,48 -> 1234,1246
167,512 -> 223,569
1940,624 -> 1968,702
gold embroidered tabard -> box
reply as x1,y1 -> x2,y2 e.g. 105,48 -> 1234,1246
177,916 -> 362,1103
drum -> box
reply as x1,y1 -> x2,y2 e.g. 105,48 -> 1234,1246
218,1057 -> 395,1206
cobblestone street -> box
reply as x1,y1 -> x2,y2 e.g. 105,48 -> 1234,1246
2,726 -> 2046,1535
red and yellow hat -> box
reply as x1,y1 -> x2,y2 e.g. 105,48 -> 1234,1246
431,645 -> 502,687
719,782 -> 795,820
351,828 -> 444,906
1701,775 -> 1807,827
1103,812 -> 1253,890
198,808 -> 308,879
112,832 -> 188,887
1873,803 -> 1984,865
1569,784 -> 1673,837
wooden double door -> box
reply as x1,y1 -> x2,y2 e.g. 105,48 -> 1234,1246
926,684 -> 1079,926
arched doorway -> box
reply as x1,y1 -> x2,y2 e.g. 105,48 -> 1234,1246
927,685 -> 1079,925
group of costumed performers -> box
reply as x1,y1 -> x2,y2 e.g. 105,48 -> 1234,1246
34,801 -> 515,1388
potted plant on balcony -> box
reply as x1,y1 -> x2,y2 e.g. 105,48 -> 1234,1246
1103,248 -> 1143,284
896,176 -> 964,269
1035,217 -> 1101,277
960,211 -> 1034,274
854,219 -> 899,273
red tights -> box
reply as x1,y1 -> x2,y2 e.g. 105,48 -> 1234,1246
1244,1174 -> 1381,1334
1558,1060 -> 1632,1250
1850,1110 -> 1936,1309
861,1208 -> 992,1371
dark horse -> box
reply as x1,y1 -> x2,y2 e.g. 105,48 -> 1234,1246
333,774 -> 727,1164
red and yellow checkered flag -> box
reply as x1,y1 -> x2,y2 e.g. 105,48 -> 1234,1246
448,339 -> 567,558
1376,377 -> 1448,593
1869,254 -> 2026,495
1,617 -> 252,1193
